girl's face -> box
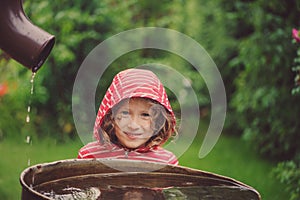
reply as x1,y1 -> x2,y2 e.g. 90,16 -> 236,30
113,98 -> 159,149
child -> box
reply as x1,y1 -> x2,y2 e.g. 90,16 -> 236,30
77,68 -> 178,165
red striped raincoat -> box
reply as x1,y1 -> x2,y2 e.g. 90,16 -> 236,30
77,68 -> 178,165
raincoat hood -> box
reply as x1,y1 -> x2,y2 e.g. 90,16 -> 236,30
93,68 -> 176,141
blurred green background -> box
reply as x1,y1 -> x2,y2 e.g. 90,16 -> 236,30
1,0 -> 300,199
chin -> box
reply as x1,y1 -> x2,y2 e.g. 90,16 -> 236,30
126,145 -> 141,149
124,143 -> 143,150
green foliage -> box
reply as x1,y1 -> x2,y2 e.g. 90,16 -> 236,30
225,0 -> 300,160
273,161 -> 300,200
222,1 -> 300,200
292,47 -> 300,95
169,0 -> 237,107
276,23 -> 300,200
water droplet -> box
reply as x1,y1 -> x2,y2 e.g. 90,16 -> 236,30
30,72 -> 36,94
31,72 -> 36,83
26,136 -> 31,144
26,114 -> 30,123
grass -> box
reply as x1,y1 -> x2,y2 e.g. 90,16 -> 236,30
0,137 -> 82,199
0,133 -> 289,199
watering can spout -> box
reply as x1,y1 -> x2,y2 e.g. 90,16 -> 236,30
0,0 -> 55,72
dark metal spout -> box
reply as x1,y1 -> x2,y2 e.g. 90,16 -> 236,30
0,0 -> 55,72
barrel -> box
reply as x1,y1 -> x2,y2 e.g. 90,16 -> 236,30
20,159 -> 261,200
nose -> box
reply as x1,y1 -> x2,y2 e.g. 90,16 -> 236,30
127,116 -> 140,130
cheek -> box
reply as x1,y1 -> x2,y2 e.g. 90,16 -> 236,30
114,117 -> 128,128
143,122 -> 156,136
144,121 -> 153,130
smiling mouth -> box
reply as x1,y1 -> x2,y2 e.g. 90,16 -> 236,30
124,132 -> 143,139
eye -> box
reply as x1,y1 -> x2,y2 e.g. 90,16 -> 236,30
120,110 -> 130,118
140,112 -> 151,119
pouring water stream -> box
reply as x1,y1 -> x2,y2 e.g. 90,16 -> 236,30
25,72 -> 36,166
26,72 -> 36,123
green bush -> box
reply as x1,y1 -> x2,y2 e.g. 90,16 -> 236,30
222,1 -> 300,200
292,45 -> 300,95
273,161 -> 300,200
224,0 -> 300,160
272,24 -> 300,200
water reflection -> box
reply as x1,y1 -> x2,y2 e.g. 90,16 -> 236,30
40,185 -> 258,200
